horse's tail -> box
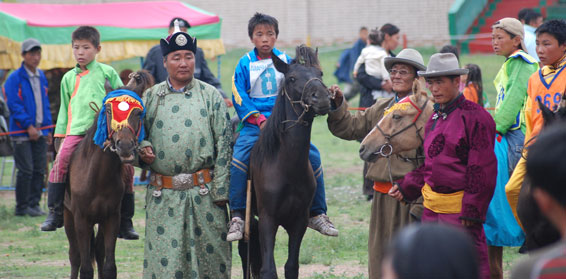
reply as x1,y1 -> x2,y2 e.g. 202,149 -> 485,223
238,217 -> 261,279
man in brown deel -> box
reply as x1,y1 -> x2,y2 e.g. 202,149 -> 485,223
327,48 -> 426,278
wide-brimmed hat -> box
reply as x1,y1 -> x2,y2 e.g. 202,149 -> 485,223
418,53 -> 468,78
384,48 -> 426,72
492,17 -> 527,52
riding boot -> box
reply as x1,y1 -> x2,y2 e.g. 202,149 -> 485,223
118,192 -> 139,240
40,182 -> 66,231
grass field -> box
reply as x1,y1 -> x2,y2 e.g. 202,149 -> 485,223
0,46 -> 526,278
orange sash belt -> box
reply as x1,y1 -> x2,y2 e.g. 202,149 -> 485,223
373,181 -> 393,194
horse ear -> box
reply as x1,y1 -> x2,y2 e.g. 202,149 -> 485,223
413,79 -> 427,101
539,98 -> 555,127
271,51 -> 288,74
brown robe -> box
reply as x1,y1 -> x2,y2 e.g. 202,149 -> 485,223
327,96 -> 423,278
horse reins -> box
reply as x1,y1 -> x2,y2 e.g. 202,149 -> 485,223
281,77 -> 327,130
373,97 -> 429,186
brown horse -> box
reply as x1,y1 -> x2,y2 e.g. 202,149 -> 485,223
358,81 -> 433,164
242,46 -> 331,279
63,71 -> 153,279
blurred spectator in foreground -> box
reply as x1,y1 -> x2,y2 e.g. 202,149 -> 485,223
382,223 -> 479,279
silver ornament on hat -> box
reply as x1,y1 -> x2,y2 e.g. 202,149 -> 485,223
171,19 -> 188,46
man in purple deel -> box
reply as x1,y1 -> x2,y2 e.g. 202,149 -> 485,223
389,53 -> 496,279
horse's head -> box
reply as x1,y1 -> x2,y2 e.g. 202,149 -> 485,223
359,80 -> 433,162
103,95 -> 144,163
94,70 -> 153,163
272,45 -> 331,117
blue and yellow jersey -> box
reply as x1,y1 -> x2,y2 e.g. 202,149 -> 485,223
231,47 -> 290,122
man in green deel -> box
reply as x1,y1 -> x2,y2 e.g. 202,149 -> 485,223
138,21 -> 232,278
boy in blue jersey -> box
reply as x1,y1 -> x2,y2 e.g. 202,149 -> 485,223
227,13 -> 338,241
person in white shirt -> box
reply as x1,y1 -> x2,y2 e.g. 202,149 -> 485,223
353,28 -> 391,99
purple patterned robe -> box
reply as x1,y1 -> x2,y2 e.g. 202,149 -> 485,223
397,94 -> 497,279
397,94 -> 497,222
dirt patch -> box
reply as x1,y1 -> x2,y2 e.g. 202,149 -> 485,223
231,261 -> 367,278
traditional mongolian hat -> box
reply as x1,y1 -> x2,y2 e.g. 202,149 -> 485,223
160,19 -> 197,56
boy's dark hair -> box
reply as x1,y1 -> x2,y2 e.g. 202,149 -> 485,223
465,64 -> 484,105
527,123 -> 566,206
72,26 -> 100,48
248,13 -> 279,39
386,224 -> 479,279
524,9 -> 542,26
380,23 -> 400,36
368,28 -> 384,46
518,8 -> 532,23
360,26 -> 368,32
536,19 -> 566,46
169,17 -> 191,29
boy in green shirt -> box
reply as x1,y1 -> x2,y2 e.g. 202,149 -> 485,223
40,26 -> 126,232
492,18 -> 539,174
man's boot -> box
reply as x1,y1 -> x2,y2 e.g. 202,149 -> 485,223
118,192 -> 139,240
40,182 -> 66,231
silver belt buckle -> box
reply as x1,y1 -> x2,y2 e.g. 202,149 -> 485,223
197,171 -> 209,195
172,173 -> 193,190
151,174 -> 162,197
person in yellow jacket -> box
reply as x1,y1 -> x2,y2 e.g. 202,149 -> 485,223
506,19 -> 566,227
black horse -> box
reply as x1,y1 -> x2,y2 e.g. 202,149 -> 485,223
517,97 -> 566,252
63,71 -> 153,279
239,46 -> 330,279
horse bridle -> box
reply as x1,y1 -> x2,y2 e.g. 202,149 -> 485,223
372,97 -> 429,187
104,107 -> 143,152
373,97 -> 428,157
281,77 -> 326,129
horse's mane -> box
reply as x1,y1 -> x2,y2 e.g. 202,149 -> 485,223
252,45 -> 320,162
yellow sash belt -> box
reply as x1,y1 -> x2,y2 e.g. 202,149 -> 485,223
421,183 -> 463,214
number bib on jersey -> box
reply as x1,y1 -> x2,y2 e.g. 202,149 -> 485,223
249,54 -> 288,98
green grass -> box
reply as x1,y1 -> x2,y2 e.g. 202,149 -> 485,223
0,47 -> 524,278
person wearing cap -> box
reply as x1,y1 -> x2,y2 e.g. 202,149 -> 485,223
389,53 -> 497,279
143,17 -> 233,108
137,21 -> 232,278
489,17 -> 539,279
492,17 -> 539,177
326,48 -> 426,278
3,38 -> 53,217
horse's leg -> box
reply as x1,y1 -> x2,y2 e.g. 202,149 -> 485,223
74,214 -> 94,279
283,218 -> 308,279
64,208 -> 80,279
95,226 -> 105,279
258,215 -> 279,279
100,214 -> 120,279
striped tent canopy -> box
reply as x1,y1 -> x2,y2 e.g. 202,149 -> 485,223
0,1 -> 225,70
